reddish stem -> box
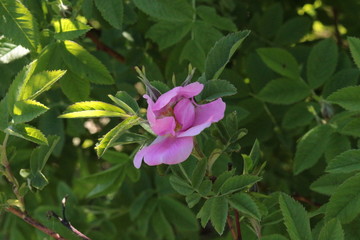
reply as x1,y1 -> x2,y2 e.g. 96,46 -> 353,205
234,209 -> 242,240
227,215 -> 237,240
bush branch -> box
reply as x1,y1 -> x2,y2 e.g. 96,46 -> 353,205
5,207 -> 67,240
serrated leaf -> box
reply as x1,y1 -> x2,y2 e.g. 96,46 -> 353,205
0,38 -> 29,64
325,173 -> 360,223
159,196 -> 199,231
151,208 -> 175,240
53,18 -> 91,40
307,38 -> 338,88
348,37 -> 360,69
59,101 -> 128,118
282,102 -> 314,129
109,92 -> 139,115
310,173 -> 353,196
279,193 -> 312,240
186,193 -> 201,208
12,99 -> 48,124
258,78 -> 310,104
30,136 -> 59,189
318,218 -> 344,240
327,86 -> 360,111
132,0 -> 193,21
129,190 -> 154,220
213,169 -> 235,193
0,0 -> 40,51
326,150 -> 360,173
197,198 -> 214,227
274,16 -> 312,45
324,133 -> 351,161
210,196 -> 228,235
94,0 -> 123,29
20,70 -> 67,100
322,68 -> 360,98
61,40 -> 114,85
60,71 -> 90,102
196,6 -> 237,32
293,124 -> 333,175
191,159 -> 207,189
199,79 -> 237,101
146,20 -> 192,50
261,234 -> 288,240
169,175 -> 194,195
228,192 -> 261,220
205,30 -> 250,80
180,40 -> 206,71
96,116 -> 140,157
219,175 -> 261,195
257,48 -> 300,79
198,180 -> 212,196
192,20 -> 223,54
5,123 -> 48,145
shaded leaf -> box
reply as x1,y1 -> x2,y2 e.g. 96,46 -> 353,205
199,79 -> 237,101
197,6 -> 236,31
210,196 -> 228,235
220,175 -> 261,195
327,86 -> 360,111
94,0 -> 123,29
310,173 -> 353,196
228,192 -> 261,220
348,37 -> 360,69
318,218 -> 344,240
326,150 -> 360,173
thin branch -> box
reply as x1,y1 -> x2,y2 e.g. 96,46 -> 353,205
234,210 -> 242,240
227,215 -> 237,240
86,29 -> 125,63
48,196 -> 92,240
5,207 -> 67,240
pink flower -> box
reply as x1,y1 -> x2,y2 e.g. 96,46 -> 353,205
134,82 -> 226,168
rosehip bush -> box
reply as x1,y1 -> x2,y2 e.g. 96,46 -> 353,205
1,0 -> 360,240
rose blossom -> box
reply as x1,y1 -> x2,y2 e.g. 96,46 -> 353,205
134,82 -> 226,168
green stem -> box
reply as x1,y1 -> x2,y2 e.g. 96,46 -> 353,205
1,134 -> 25,211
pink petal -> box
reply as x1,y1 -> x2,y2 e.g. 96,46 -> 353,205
152,82 -> 204,112
174,99 -> 195,131
150,116 -> 176,136
137,136 -> 194,166
178,98 -> 226,137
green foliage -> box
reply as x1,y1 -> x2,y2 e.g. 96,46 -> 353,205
327,86 -> 360,111
94,0 -> 123,29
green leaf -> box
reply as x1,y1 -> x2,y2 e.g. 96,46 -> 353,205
132,0 -> 193,21
95,116 -> 140,157
83,163 -> 126,198
212,169 -> 235,193
205,30 -> 250,80
261,234 -> 288,240
258,3 -> 283,38
257,78 -> 310,105
324,133 -> 351,162
0,98 -> 9,130
219,175 -> 261,195
0,0 -> 40,51
274,16 -> 312,45
59,101 -> 128,118
327,86 -> 360,111
61,40 -> 114,85
307,38 -> 338,88
257,48 -> 300,79
326,150 -> 360,173
169,175 -> 194,195
192,20 -> 223,54
348,37 -> 360,69
282,102 -> 315,129
94,0 -> 123,29
110,91 -> 140,114
325,173 -> 360,223
198,179 -> 212,196
30,136 -> 59,189
185,193 -> 201,208
228,192 -> 261,220
197,198 -> 214,227
60,71 -> 90,102
310,173 -> 353,196
20,70 -> 67,100
191,159 -> 207,189
12,99 -> 48,124
129,190 -> 154,220
146,20 -> 192,50
0,38 -> 29,64
5,123 -> 48,145
199,79 -> 237,101
279,193 -> 312,240
318,219 -> 344,240
151,209 -> 175,240
196,6 -> 237,32
159,196 -> 199,231
53,18 -> 91,40
322,68 -> 360,98
293,124 -> 334,175
210,196 -> 228,235
180,40 -> 206,72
